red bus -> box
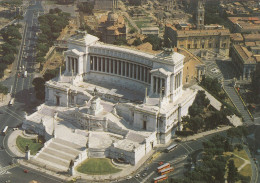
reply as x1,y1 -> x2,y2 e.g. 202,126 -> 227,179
153,174 -> 168,183
160,167 -> 174,175
157,163 -> 170,173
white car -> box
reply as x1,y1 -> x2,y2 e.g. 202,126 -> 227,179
135,174 -> 140,178
126,176 -> 132,180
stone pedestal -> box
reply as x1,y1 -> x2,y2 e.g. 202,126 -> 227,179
69,167 -> 75,176
25,150 -> 30,160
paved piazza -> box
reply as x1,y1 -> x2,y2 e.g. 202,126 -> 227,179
22,31 -> 197,174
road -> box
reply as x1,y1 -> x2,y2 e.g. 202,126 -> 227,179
99,132 -> 225,183
0,1 -> 63,182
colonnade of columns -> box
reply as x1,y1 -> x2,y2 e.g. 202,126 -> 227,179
67,57 -> 78,74
174,72 -> 182,90
90,56 -> 151,84
112,0 -> 118,9
152,76 -> 165,96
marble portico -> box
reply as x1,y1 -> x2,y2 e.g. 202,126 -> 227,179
23,31 -> 197,166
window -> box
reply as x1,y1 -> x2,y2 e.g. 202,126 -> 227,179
202,44 -> 204,48
222,43 -> 226,48
194,44 -> 197,49
143,121 -> 147,130
188,44 -> 191,49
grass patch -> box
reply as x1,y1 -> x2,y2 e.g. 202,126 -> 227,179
239,164 -> 252,177
76,158 -> 121,175
233,149 -> 249,160
135,19 -> 152,28
16,136 -> 43,155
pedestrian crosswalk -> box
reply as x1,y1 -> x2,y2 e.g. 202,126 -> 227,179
0,164 -> 18,175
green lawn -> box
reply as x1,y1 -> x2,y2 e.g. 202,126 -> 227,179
76,158 -> 121,175
233,149 -> 249,160
16,136 -> 43,155
239,164 -> 252,177
135,20 -> 151,28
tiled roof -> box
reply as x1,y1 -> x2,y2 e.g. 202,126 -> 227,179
233,45 -> 256,64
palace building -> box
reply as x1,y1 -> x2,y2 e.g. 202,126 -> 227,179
22,31 -> 197,170
164,0 -> 230,58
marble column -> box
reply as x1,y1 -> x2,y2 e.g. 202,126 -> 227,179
121,61 -> 124,76
128,63 -> 131,78
148,71 -> 151,83
175,76 -> 177,89
180,72 -> 182,87
155,77 -> 158,94
144,68 -> 146,82
105,58 -> 108,72
109,58 -> 112,73
66,57 -> 68,72
132,64 -> 135,79
113,60 -> 116,74
101,57 -> 104,72
150,76 -> 154,93
243,68 -> 246,80
160,78 -> 162,94
125,62 -> 127,76
140,66 -> 143,81
70,57 -> 72,72
74,58 -> 77,73
115,60 -> 118,74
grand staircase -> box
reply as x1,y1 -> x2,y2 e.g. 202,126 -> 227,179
30,138 -> 85,172
223,80 -> 252,123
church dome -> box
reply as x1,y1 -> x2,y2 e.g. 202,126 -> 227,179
107,11 -> 118,22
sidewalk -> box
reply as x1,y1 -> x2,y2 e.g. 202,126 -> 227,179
183,125 -> 231,142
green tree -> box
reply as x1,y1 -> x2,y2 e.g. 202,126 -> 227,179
128,0 -> 141,6
0,84 -> 8,95
113,37 -> 128,46
1,43 -> 18,54
2,54 -> 15,64
133,37 -> 142,46
143,35 -> 162,50
227,160 -> 239,183
15,14 -> 24,23
187,116 -> 203,133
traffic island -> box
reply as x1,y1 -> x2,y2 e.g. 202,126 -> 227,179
16,135 -> 44,155
76,158 -> 121,175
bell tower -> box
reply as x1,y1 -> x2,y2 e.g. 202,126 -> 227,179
196,0 -> 205,29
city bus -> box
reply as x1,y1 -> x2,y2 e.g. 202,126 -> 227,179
2,126 -> 8,136
165,143 -> 178,153
153,174 -> 168,183
157,163 -> 170,173
160,167 -> 174,175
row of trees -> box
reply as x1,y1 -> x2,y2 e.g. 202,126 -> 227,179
132,35 -> 163,50
36,8 -> 70,65
182,90 -> 230,133
0,24 -> 22,78
200,76 -> 241,117
0,0 -> 22,6
172,132 -> 250,183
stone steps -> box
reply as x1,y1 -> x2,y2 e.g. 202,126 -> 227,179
30,158 -> 68,172
223,81 -> 252,123
31,138 -> 84,173
53,138 -> 83,150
